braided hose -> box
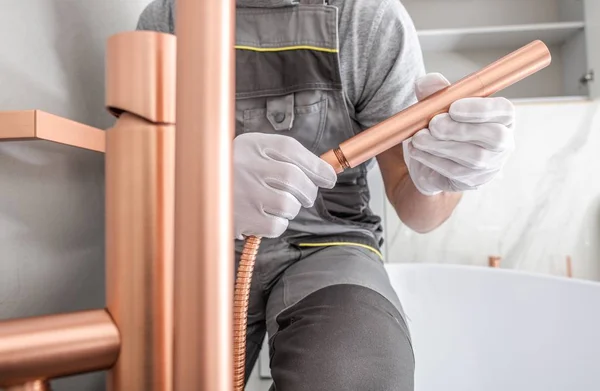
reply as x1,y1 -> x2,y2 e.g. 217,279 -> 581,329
233,235 -> 262,391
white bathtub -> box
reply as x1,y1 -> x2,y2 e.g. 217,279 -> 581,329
385,264 -> 600,391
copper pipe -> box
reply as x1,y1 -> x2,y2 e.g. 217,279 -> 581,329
105,31 -> 176,391
173,0 -> 235,389
6,380 -> 51,391
0,310 -> 119,387
327,40 -> 552,173
104,113 -> 175,391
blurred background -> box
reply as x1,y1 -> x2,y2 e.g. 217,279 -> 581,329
1,0 -> 598,390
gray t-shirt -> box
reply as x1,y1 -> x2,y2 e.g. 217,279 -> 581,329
136,0 -> 426,131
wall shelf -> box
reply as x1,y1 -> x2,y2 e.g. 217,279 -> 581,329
0,110 -> 105,153
418,22 -> 585,52
403,0 -> 598,100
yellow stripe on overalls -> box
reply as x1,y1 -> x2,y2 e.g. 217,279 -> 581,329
297,242 -> 384,261
235,45 -> 339,53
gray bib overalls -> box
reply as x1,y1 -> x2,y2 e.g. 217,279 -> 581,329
233,1 -> 414,389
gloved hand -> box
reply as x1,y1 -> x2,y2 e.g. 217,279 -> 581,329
403,73 -> 516,196
234,133 -> 337,239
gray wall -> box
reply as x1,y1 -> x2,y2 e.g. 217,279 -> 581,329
0,1 -> 149,389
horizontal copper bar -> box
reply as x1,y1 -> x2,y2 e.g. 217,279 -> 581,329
0,110 -> 105,152
106,31 -> 177,124
6,380 -> 51,391
0,309 -> 120,387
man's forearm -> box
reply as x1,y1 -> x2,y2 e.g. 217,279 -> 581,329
389,173 -> 462,233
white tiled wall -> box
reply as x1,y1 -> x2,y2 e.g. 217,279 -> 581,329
378,101 -> 600,281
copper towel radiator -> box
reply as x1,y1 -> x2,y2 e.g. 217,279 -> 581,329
0,0 -> 551,389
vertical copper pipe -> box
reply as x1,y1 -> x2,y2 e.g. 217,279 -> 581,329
105,113 -> 175,391
174,0 -> 235,390
0,310 -> 119,387
566,256 -> 573,278
105,31 -> 176,391
6,380 -> 51,391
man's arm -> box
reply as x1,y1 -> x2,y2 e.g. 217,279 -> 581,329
351,0 -> 461,233
377,146 -> 462,234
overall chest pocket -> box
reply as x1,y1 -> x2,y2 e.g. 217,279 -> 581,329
238,90 -> 328,154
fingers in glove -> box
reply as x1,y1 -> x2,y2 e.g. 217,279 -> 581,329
258,214 -> 290,238
264,164 -> 320,208
263,136 -> 337,189
406,141 -> 502,186
448,168 -> 501,190
449,97 -> 515,125
415,73 -> 451,101
411,129 -> 512,170
262,189 -> 303,221
429,113 -> 515,152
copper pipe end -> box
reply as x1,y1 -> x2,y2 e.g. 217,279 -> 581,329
488,256 -> 501,268
566,256 -> 573,278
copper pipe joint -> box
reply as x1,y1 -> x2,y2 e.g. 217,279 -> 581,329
0,310 -> 119,387
327,40 -> 551,172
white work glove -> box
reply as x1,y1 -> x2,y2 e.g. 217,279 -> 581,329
234,133 -> 337,239
403,73 -> 516,196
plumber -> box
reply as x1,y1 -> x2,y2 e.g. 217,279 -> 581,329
137,0 -> 515,389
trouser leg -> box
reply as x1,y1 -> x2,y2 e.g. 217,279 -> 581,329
236,237 -> 301,385
266,245 -> 414,390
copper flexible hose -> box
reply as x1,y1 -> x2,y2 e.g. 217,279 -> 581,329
233,236 -> 261,391
231,40 -> 551,389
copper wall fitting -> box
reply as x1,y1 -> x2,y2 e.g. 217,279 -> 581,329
173,0 -> 235,389
488,256 -> 501,268
104,112 -> 175,391
106,31 -> 177,124
566,256 -> 573,278
327,40 -> 552,173
0,310 -> 119,387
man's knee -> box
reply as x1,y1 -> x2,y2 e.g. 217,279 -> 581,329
269,284 -> 414,390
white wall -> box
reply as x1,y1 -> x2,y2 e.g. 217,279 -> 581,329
0,1 -> 149,390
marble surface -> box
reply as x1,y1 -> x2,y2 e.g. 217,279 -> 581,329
376,100 -> 600,281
